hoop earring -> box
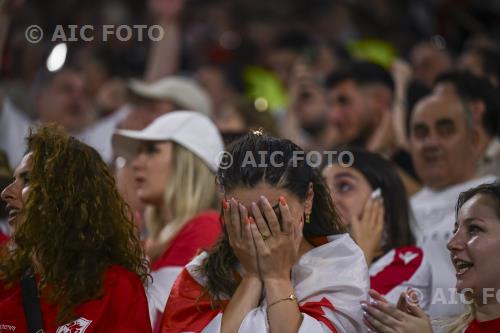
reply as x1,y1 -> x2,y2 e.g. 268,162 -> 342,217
305,213 -> 311,224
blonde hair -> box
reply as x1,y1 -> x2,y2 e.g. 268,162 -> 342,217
145,142 -> 218,248
435,304 -> 475,333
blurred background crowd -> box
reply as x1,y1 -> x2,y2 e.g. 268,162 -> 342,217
1,0 -> 500,327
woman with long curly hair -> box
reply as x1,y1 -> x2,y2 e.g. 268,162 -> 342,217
160,133 -> 369,333
0,124 -> 152,332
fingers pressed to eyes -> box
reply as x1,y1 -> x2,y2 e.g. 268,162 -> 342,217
238,203 -> 251,242
278,195 -> 293,235
249,219 -> 267,254
251,201 -> 272,237
230,198 -> 242,240
259,196 -> 280,236
251,202 -> 272,237
222,199 -> 234,241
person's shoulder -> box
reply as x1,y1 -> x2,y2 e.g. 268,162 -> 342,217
103,265 -> 144,291
187,210 -> 220,225
180,210 -> 221,235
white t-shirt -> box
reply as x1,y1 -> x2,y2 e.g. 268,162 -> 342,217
0,97 -> 129,168
369,245 -> 432,311
411,176 -> 497,319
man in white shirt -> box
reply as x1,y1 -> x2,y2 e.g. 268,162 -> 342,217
433,71 -> 500,178
409,92 -> 497,318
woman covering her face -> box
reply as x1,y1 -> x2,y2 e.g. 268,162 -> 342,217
362,181 -> 500,333
322,147 -> 432,309
0,125 -> 151,332
160,133 -> 369,333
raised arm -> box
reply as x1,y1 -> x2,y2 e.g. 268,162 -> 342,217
143,0 -> 183,82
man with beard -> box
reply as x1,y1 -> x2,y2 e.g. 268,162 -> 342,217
325,61 -> 419,191
326,61 -> 396,149
409,92 -> 497,318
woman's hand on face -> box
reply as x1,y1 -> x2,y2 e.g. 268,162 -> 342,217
350,197 -> 384,265
248,195 -> 303,281
223,198 -> 260,278
361,289 -> 433,333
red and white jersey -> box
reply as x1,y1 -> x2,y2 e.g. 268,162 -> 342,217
146,211 -> 222,331
160,234 -> 369,333
0,265 -> 152,333
369,246 -> 432,311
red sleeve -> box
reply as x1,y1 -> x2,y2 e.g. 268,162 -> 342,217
99,266 -> 152,333
160,268 -> 227,333
0,232 -> 10,246
152,211 -> 221,269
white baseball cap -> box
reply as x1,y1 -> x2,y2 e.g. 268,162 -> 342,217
112,111 -> 223,172
128,76 -> 213,116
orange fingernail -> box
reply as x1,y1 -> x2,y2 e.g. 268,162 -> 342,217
248,216 -> 255,224
279,196 -> 286,205
222,199 -> 229,210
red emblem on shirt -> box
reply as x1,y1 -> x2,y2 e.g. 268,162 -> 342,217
56,318 -> 92,333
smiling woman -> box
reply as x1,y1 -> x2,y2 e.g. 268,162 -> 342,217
0,124 -> 152,332
362,181 -> 500,333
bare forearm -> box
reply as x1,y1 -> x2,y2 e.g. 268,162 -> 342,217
221,275 -> 262,333
144,19 -> 180,82
265,278 -> 301,333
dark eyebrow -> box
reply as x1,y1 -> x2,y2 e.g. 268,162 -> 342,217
462,217 -> 486,224
412,122 -> 427,130
436,118 -> 454,127
333,172 -> 356,180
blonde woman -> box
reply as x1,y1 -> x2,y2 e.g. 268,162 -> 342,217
112,111 -> 224,331
362,182 -> 500,333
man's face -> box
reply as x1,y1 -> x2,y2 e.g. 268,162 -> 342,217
410,94 -> 478,189
327,80 -> 375,146
36,70 -> 92,132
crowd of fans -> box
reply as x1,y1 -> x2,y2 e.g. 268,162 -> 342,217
1,0 -> 500,332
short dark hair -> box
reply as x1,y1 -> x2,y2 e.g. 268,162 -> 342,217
435,70 -> 500,137
325,61 -> 395,94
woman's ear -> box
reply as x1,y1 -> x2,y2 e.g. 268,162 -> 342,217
305,182 -> 314,215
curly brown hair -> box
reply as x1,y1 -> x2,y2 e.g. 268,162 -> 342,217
0,124 -> 150,323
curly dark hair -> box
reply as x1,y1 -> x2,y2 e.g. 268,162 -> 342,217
0,124 -> 150,323
199,133 -> 345,307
